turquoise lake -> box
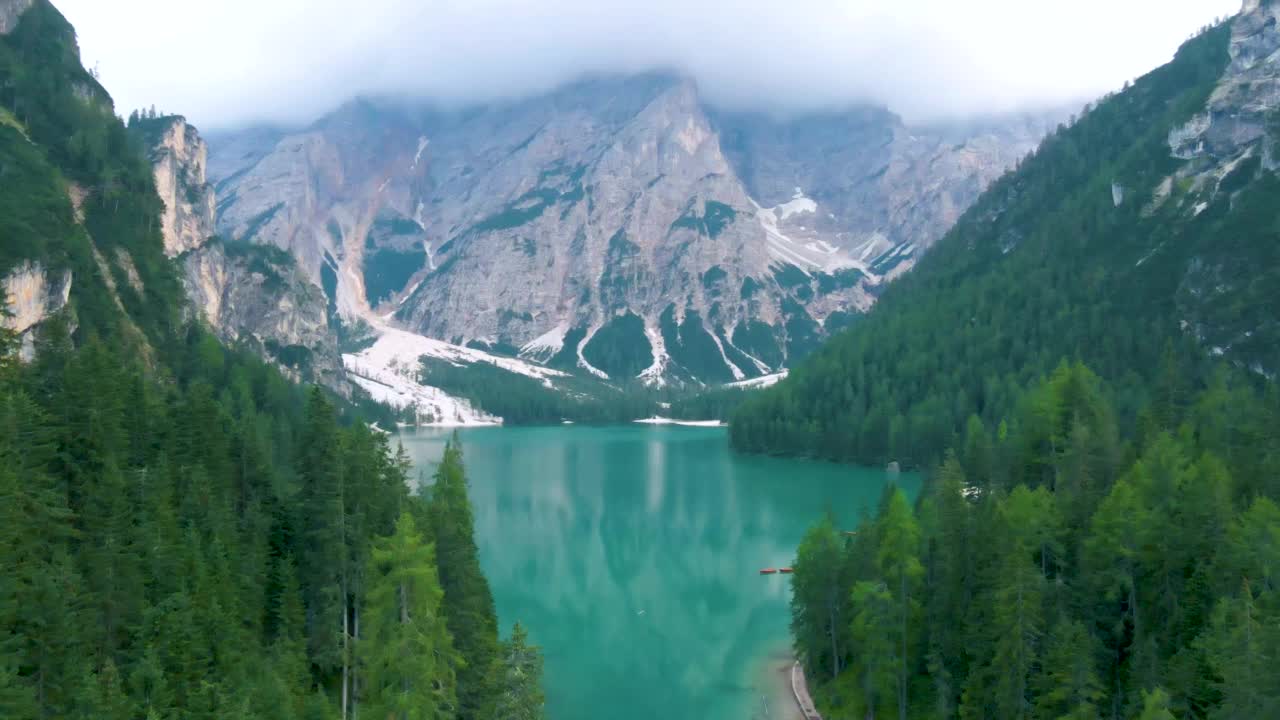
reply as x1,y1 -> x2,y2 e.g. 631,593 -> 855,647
397,425 -> 918,720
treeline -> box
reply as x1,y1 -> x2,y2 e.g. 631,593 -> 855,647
420,357 -> 656,424
420,356 -> 752,424
730,21 -> 1247,468
0,319 -> 544,719
791,361 -> 1280,719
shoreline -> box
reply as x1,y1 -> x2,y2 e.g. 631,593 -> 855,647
748,644 -> 805,720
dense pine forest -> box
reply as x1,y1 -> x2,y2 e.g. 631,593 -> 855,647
0,323 -> 544,720
790,360 -> 1280,719
0,3 -> 543,718
417,356 -> 752,424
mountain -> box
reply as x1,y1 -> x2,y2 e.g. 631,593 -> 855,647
206,75 -> 1055,386
732,1 -> 1280,466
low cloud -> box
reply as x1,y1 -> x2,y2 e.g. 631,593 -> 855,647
56,0 -> 1239,130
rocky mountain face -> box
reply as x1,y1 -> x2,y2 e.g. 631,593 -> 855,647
732,0 -> 1280,462
146,117 -> 216,256
711,108 -> 1057,276
1163,0 -> 1280,373
131,115 -> 341,382
1,260 -> 70,359
208,75 -> 1054,384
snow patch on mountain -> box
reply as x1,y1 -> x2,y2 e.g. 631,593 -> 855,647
576,323 -> 610,379
638,321 -> 672,387
520,324 -> 568,361
346,368 -> 499,426
727,370 -> 789,389
412,137 -> 429,169
753,197 -> 864,275
707,327 -> 745,381
775,188 -> 818,220
343,322 -> 577,425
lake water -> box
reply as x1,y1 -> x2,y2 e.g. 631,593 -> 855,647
397,425 -> 918,720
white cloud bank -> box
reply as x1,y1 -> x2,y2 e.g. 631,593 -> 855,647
54,0 -> 1241,129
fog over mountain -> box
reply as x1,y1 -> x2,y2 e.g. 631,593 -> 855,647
57,0 -> 1237,129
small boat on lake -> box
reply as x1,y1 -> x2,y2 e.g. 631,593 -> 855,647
779,567 -> 794,574
759,568 -> 778,575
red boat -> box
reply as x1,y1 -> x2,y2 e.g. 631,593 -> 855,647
759,568 -> 778,575
779,567 -> 794,574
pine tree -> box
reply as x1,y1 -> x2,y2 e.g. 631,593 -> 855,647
427,438 -> 500,719
791,515 -> 851,680
1137,687 -> 1177,720
1034,617 -> 1103,720
1199,582 -> 1280,719
875,487 -> 923,720
79,460 -> 145,663
849,581 -> 896,719
296,388 -> 348,675
271,557 -> 313,716
0,392 -> 82,717
495,622 -> 545,720
0,660 -> 38,720
922,453 -> 973,712
70,660 -> 135,720
360,513 -> 459,720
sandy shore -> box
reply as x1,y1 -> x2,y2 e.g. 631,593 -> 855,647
749,645 -> 805,720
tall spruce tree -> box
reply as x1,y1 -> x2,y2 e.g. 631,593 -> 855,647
495,622 -> 545,720
426,438 -> 500,720
360,513 -> 458,720
791,515 -> 852,680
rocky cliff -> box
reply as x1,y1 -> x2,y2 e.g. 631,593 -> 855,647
182,239 -> 340,384
209,74 -> 1057,384
146,117 -> 217,256
1,261 -> 71,359
131,115 -> 341,382
1161,0 -> 1280,373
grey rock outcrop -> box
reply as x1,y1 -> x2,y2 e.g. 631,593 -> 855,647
183,240 -> 339,384
2,260 -> 72,360
1170,0 -> 1280,164
147,117 -> 217,257
134,116 -> 342,381
1159,1 -> 1280,376
209,74 -> 1057,383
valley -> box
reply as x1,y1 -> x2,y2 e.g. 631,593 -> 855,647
2,1 -> 1277,719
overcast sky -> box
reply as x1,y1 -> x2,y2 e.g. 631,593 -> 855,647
54,0 -> 1241,130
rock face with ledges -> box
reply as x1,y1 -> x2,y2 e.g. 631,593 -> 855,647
1,260 -> 71,359
209,73 -> 1057,383
183,240 -> 340,384
132,116 -> 342,382
146,117 -> 218,257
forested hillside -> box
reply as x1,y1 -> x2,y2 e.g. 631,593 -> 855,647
791,361 -> 1280,719
763,7 -> 1280,719
731,18 -> 1277,468
0,3 -> 543,718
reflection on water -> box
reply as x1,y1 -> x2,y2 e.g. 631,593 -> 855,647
397,426 -> 918,720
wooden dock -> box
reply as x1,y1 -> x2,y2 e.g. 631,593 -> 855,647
790,661 -> 822,720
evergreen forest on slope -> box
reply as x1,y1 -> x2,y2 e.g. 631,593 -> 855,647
0,3 -> 543,719
767,15 -> 1280,720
